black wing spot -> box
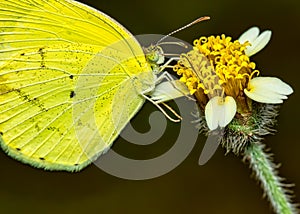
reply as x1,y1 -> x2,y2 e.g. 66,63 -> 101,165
16,148 -> 21,151
39,157 -> 45,160
70,91 -> 75,98
74,163 -> 78,166
69,75 -> 74,79
38,47 -> 46,68
47,126 -> 57,131
15,89 -> 46,112
0,132 -> 3,136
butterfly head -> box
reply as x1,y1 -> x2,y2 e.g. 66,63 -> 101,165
143,45 -> 165,73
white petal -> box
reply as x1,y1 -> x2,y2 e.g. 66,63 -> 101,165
244,77 -> 293,104
245,30 -> 272,56
238,26 -> 260,44
244,89 -> 284,104
218,96 -> 237,127
249,77 -> 293,95
205,98 -> 219,130
205,96 -> 237,130
150,80 -> 190,103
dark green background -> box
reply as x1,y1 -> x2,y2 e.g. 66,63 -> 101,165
1,0 -> 299,213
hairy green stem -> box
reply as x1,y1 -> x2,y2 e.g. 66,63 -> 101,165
244,142 -> 297,214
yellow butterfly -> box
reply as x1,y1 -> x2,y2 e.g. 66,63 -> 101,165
0,0 -> 184,171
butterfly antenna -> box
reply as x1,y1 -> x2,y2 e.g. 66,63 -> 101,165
156,16 -> 210,46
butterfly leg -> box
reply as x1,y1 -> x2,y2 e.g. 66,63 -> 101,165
158,57 -> 180,73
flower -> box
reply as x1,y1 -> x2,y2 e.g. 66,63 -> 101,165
174,27 -> 293,130
172,27 -> 297,213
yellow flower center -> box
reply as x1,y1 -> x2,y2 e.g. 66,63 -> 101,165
174,34 -> 259,112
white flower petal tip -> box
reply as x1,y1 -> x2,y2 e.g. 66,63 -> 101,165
238,26 -> 260,44
244,77 -> 293,104
238,26 -> 272,57
205,96 -> 237,130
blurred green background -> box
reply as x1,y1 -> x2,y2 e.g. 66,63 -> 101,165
1,0 -> 299,213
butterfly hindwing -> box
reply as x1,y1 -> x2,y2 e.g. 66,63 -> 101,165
0,0 -> 154,171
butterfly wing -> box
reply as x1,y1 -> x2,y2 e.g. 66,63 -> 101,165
0,0 -> 154,171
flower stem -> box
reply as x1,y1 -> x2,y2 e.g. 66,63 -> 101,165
244,142 -> 297,214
